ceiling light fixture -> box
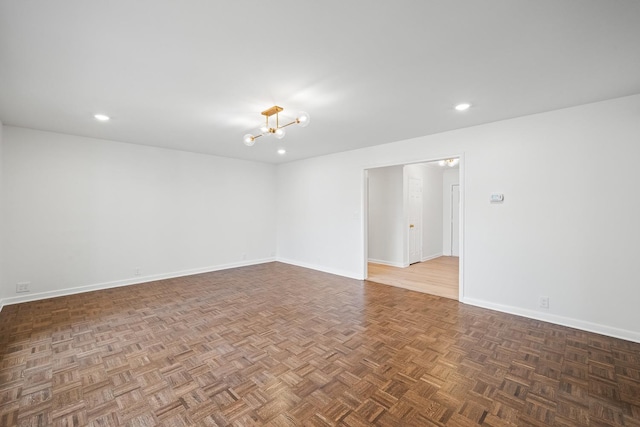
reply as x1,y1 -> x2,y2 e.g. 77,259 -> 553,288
454,103 -> 471,111
438,158 -> 459,167
277,148 -> 287,155
94,113 -> 110,121
243,106 -> 309,146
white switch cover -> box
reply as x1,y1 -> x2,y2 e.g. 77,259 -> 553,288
16,282 -> 30,293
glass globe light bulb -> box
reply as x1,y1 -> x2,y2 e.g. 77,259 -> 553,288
296,111 -> 310,127
243,134 -> 256,146
274,128 -> 286,139
260,124 -> 269,133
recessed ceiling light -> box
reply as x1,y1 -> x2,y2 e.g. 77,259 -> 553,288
94,114 -> 110,121
454,103 -> 471,111
277,148 -> 286,155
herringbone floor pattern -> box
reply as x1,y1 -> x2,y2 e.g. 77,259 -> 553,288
1,263 -> 639,426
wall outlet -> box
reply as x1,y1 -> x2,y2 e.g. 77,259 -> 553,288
134,268 -> 141,277
539,296 -> 550,309
16,282 -> 30,293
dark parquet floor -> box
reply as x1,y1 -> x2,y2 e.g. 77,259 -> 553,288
0,262 -> 639,426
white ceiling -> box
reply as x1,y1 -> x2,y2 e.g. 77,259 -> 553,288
1,1 -> 639,164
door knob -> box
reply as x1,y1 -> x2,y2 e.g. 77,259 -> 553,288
409,224 -> 415,228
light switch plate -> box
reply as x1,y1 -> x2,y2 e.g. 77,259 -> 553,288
490,193 -> 504,203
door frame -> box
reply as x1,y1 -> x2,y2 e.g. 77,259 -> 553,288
362,154 -> 465,301
450,183 -> 460,256
406,175 -> 423,265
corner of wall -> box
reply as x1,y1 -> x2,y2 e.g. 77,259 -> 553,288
277,257 -> 364,280
0,119 -> 4,306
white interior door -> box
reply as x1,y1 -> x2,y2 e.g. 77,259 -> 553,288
408,177 -> 423,264
451,184 -> 460,256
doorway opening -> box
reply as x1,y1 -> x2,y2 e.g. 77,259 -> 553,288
363,157 -> 462,300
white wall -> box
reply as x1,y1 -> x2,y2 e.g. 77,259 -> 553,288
276,153 -> 365,278
367,166 -> 404,266
442,168 -> 460,256
1,127 -> 277,305
276,94 -> 640,342
0,121 -> 3,308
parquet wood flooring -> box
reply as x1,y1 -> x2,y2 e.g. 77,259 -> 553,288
367,257 -> 459,300
1,262 -> 639,426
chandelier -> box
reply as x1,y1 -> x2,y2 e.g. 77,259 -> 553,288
243,106 -> 310,146
438,158 -> 459,167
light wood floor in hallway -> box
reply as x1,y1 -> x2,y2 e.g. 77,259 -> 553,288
367,256 -> 459,300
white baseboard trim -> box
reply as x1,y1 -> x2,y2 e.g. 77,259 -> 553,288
368,253 -> 443,267
421,253 -> 443,262
462,296 -> 640,344
368,259 -> 405,268
0,257 -> 276,310
277,258 -> 363,280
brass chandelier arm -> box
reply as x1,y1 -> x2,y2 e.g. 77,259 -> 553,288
244,106 -> 309,146
262,112 -> 296,133
278,120 -> 299,129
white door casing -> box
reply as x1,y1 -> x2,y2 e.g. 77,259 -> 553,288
408,177 -> 423,264
451,184 -> 460,256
